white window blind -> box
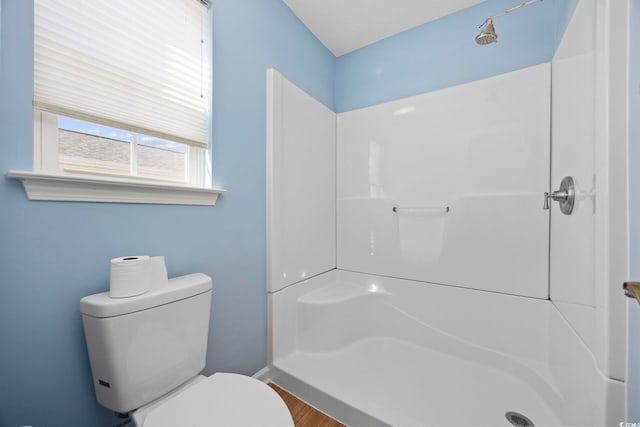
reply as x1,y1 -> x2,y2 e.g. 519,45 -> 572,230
33,0 -> 210,149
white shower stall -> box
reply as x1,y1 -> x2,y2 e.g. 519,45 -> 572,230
262,1 -> 629,425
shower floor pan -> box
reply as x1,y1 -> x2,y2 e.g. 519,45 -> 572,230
275,337 -> 557,426
267,269 -> 623,426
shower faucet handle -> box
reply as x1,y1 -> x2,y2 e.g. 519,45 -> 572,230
543,176 -> 575,215
544,190 -> 568,209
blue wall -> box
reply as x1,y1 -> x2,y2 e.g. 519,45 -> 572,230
628,0 -> 640,421
335,0 -> 577,112
0,0 -> 334,426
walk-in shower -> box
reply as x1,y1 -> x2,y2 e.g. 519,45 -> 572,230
262,0 -> 628,425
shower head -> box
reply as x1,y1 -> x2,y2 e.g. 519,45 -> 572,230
475,0 -> 542,46
475,18 -> 498,45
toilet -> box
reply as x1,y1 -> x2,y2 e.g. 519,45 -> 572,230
80,273 -> 294,427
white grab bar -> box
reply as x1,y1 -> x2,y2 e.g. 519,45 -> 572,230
392,206 -> 450,213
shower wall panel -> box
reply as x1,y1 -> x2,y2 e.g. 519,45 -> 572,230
267,69 -> 337,292
550,0 -> 627,381
550,0 -> 598,355
337,64 -> 551,298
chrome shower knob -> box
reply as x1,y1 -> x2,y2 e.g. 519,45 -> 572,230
543,176 -> 575,215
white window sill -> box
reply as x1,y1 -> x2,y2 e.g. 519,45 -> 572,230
6,170 -> 226,206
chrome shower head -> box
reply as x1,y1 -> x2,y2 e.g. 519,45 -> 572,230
476,18 -> 498,45
475,0 -> 543,46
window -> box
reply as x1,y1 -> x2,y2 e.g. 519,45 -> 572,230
9,0 -> 224,205
57,117 -> 189,182
34,112 -> 207,186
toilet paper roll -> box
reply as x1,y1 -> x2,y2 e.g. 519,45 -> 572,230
109,256 -> 169,298
144,256 -> 169,292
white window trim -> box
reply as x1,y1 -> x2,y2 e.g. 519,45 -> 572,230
6,169 -> 224,205
8,112 -> 225,206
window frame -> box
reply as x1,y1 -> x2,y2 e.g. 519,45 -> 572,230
33,111 -> 209,187
6,112 -> 223,206
8,0 -> 224,205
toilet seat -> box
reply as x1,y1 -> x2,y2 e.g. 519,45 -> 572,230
141,373 -> 294,427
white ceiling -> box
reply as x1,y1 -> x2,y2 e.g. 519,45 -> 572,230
283,0 -> 486,56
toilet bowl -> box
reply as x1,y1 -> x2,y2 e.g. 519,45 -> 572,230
80,273 -> 294,427
132,373 -> 293,427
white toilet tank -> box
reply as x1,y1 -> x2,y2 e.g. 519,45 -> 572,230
80,273 -> 212,414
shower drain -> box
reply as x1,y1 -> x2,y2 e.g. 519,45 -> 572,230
505,411 -> 534,427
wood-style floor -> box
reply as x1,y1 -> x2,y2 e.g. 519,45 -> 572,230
269,383 -> 346,427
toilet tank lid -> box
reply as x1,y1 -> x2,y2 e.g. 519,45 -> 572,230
80,273 -> 212,318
